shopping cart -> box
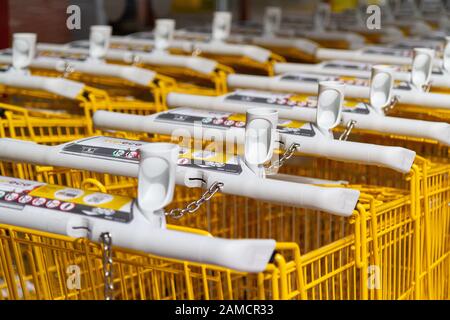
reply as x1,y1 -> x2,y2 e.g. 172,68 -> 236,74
117,14 -> 286,76
1,135 -> 446,300
0,33 -> 165,115
36,23 -> 233,97
50,96 -> 449,299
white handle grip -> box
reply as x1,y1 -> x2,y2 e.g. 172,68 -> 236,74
282,135 -> 416,174
0,72 -> 85,99
167,92 -> 450,146
93,110 -> 417,172
0,176 -> 275,272
0,138 -> 359,216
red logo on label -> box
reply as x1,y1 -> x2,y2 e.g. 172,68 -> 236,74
32,197 -> 47,207
46,200 -> 61,209
60,202 -> 76,211
4,193 -> 19,202
18,195 -> 33,204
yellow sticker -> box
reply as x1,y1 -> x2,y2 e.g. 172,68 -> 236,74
29,184 -> 132,211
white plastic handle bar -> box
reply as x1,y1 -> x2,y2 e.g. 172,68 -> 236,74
226,73 -> 450,110
12,33 -> 36,70
411,48 -> 434,91
93,110 -> 416,173
0,175 -> 275,272
0,72 -> 85,99
0,138 -> 360,217
370,65 -> 394,114
0,54 -> 156,86
273,61 -> 450,89
316,48 -> 443,67
89,25 -> 112,60
166,92 -> 450,146
171,39 -> 273,63
36,42 -> 218,75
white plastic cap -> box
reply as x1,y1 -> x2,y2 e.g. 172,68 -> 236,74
369,65 -> 394,114
154,19 -> 175,52
244,108 -> 278,176
12,33 -> 36,70
411,48 -> 434,91
137,143 -> 179,221
316,81 -> 344,138
212,11 -> 232,42
443,37 -> 450,73
314,3 -> 331,31
89,25 -> 112,60
263,7 -> 282,37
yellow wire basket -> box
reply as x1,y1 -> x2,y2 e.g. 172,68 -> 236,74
0,222 -> 305,300
0,82 -> 162,121
1,141 -> 448,300
0,103 -> 93,143
178,51 -> 285,77
26,67 -> 177,111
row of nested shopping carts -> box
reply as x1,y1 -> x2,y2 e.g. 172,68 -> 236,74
0,5 -> 449,300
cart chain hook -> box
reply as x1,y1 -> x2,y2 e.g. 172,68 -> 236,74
266,143 -> 300,172
422,81 -> 432,93
165,181 -> 224,219
339,120 -> 357,141
131,54 -> 141,66
61,62 -> 75,78
383,95 -> 400,113
100,232 -> 114,300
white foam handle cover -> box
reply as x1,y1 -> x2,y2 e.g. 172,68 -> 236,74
316,48 -> 444,67
0,72 -> 85,99
167,93 -> 450,146
23,57 -> 156,86
37,43 -> 218,75
0,138 -> 360,216
228,74 -> 450,110
172,39 -> 272,63
273,62 -> 450,90
0,178 -> 275,272
93,110 -> 416,172
282,135 -> 415,173
106,49 -> 218,75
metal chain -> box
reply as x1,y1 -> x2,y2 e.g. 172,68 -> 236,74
61,62 -> 75,78
422,81 -> 432,93
383,95 -> 400,113
265,143 -> 300,172
131,54 -> 141,66
339,120 -> 357,141
100,232 -> 114,301
165,181 -> 224,219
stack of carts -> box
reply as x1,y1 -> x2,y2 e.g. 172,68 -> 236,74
0,3 -> 449,301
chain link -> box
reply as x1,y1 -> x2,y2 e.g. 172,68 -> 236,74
422,81 -> 432,93
165,181 -> 224,219
61,62 -> 75,78
100,232 -> 114,301
265,143 -> 300,172
339,120 -> 357,141
383,95 -> 400,113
